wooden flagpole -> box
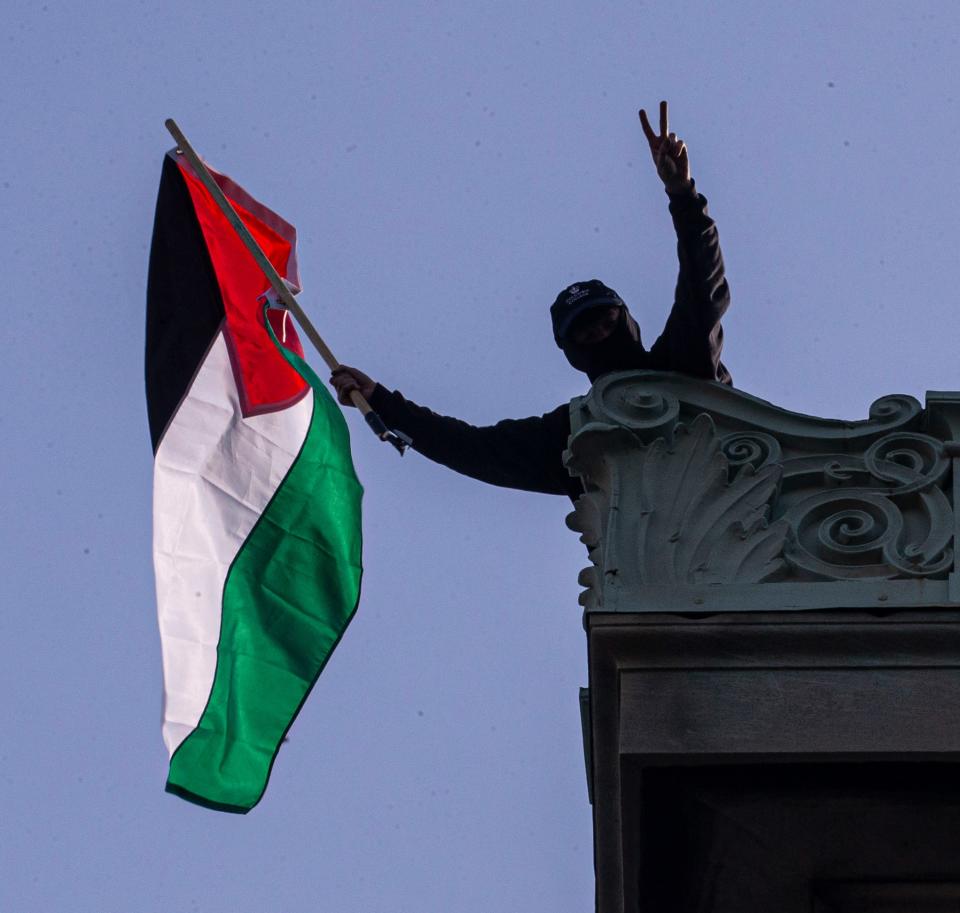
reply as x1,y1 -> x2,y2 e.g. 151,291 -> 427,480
163,118 -> 409,453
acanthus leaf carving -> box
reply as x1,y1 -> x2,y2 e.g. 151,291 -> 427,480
631,415 -> 789,585
567,413 -> 790,591
565,374 -> 960,610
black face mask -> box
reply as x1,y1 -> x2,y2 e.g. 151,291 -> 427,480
560,307 -> 645,382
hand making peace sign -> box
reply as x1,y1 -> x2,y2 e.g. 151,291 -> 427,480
639,100 -> 693,195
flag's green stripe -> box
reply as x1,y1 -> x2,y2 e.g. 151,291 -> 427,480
167,334 -> 362,813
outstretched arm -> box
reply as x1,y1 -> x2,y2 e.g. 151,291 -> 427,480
330,367 -> 578,497
638,101 -> 732,385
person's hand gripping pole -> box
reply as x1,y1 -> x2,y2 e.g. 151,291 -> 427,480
163,118 -> 411,454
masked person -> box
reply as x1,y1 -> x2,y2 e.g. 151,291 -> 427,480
330,102 -> 731,501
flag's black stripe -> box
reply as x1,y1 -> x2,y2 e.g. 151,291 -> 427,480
145,153 -> 225,453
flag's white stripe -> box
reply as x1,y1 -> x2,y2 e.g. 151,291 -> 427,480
153,330 -> 313,756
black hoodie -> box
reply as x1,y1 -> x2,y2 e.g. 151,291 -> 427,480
369,186 -> 732,501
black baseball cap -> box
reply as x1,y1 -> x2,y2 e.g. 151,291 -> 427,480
551,280 -> 624,344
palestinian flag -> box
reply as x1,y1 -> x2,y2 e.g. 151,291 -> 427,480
146,151 -> 362,813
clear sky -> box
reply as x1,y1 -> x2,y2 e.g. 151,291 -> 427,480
4,2 -> 960,910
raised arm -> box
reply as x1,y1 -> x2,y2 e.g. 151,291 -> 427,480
638,101 -> 732,385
